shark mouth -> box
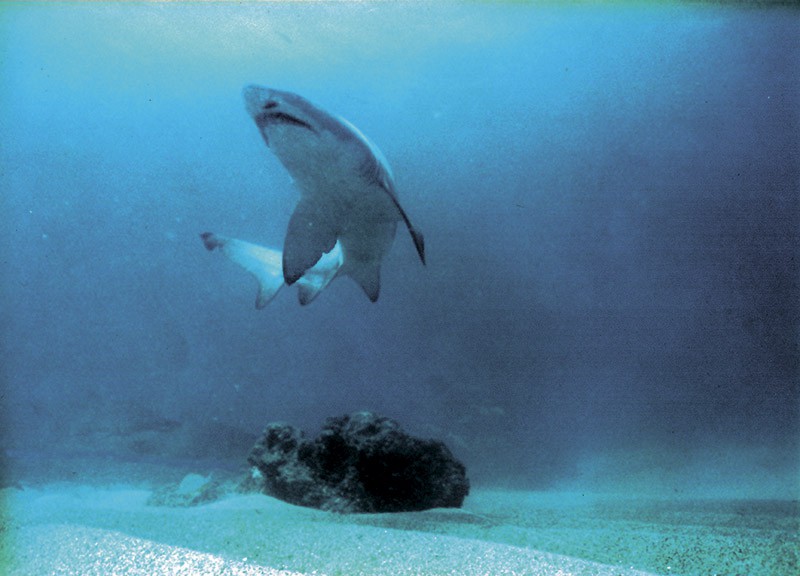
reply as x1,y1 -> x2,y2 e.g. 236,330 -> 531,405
264,111 -> 315,132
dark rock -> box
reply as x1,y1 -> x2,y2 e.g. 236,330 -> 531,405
246,412 -> 469,513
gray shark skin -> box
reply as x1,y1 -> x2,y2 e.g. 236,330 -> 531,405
243,85 -> 425,302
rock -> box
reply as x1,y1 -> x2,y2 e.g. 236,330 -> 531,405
246,412 -> 469,513
147,473 -> 223,507
177,473 -> 212,496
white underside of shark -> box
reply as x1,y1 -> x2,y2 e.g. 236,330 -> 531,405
201,232 -> 343,307
242,85 -> 425,303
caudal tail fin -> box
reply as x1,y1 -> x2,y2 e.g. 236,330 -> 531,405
199,232 -> 284,309
201,232 -> 345,307
200,231 -> 221,251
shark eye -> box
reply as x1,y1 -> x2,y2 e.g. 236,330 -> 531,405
263,101 -> 278,110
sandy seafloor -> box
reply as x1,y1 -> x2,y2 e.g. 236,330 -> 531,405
1,457 -> 797,576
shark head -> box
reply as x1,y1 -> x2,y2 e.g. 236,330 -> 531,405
242,85 -> 350,149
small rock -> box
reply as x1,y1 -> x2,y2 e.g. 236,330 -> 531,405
148,472 -> 222,507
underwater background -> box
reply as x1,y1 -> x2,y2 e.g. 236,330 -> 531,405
1,2 -> 798,498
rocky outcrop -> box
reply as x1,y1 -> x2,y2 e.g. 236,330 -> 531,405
245,412 -> 469,513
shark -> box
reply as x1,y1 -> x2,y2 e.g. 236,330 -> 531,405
242,85 -> 425,302
200,232 -> 343,307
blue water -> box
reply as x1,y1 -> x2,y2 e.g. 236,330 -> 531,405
1,2 -> 798,497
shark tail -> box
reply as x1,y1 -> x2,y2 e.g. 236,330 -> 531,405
200,232 -> 284,309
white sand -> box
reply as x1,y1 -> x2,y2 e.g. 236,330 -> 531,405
7,524 -> 304,576
2,484 -> 659,576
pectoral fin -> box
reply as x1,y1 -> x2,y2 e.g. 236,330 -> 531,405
346,260 -> 381,303
283,198 -> 339,286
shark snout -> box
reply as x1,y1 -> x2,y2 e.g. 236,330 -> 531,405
242,84 -> 273,119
